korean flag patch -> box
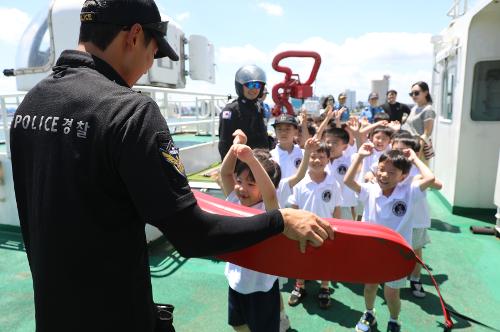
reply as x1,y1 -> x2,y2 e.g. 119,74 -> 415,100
222,110 -> 232,119
157,131 -> 186,176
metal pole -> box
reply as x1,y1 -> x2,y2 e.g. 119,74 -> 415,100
210,96 -> 215,142
0,97 -> 10,158
195,97 -> 199,135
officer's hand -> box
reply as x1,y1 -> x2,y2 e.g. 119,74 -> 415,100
232,129 -> 248,145
279,208 -> 335,253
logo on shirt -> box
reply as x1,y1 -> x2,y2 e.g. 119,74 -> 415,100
337,164 -> 348,175
294,158 -> 302,168
222,110 -> 232,119
322,190 -> 332,202
392,200 -> 407,217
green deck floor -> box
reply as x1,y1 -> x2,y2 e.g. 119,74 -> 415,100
1,190 -> 499,332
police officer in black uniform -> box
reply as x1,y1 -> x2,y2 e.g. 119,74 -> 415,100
9,1 -> 334,332
218,65 -> 270,160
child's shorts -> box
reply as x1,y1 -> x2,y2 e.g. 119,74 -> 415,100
340,206 -> 354,220
412,228 -> 431,250
228,280 -> 280,331
385,277 -> 407,289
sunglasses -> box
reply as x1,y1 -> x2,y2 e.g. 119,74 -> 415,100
244,82 -> 263,89
409,91 -> 421,97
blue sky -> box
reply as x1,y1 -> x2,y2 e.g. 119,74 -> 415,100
0,0 -> 466,103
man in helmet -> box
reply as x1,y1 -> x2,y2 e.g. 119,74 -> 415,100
218,65 -> 270,159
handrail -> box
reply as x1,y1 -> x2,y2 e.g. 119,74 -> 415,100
1,86 -> 227,159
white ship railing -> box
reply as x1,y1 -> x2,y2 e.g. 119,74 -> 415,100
1,87 -> 231,159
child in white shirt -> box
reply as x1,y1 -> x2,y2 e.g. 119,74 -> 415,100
270,114 -> 303,179
344,143 -> 435,332
392,135 -> 442,299
220,139 -> 285,332
324,127 -> 357,220
287,144 -> 342,310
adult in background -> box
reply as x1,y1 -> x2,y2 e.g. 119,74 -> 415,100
381,89 -> 411,123
336,92 -> 350,122
359,92 -> 384,123
319,94 -> 335,116
403,81 -> 436,163
218,65 -> 269,160
9,1 -> 335,331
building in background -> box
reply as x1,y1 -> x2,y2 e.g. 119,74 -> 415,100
343,89 -> 357,110
371,75 -> 390,104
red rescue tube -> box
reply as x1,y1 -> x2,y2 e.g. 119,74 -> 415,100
194,190 -> 415,283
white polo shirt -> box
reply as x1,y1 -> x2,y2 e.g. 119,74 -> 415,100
288,173 -> 342,218
276,177 -> 293,209
327,154 -> 358,207
362,147 -> 389,176
224,192 -> 278,294
270,144 -> 304,179
358,181 -> 426,244
343,141 -> 358,158
400,166 -> 431,229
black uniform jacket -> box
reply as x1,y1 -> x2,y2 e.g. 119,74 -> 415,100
10,50 -> 283,332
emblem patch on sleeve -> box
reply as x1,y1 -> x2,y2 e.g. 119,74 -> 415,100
157,131 -> 186,176
222,110 -> 232,119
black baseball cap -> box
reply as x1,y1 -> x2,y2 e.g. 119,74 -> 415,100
80,0 -> 179,60
272,114 -> 298,128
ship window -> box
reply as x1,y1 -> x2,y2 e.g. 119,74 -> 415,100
441,59 -> 456,121
16,6 -> 53,69
471,60 -> 500,121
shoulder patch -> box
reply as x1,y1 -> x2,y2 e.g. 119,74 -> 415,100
157,131 -> 186,176
222,110 -> 232,119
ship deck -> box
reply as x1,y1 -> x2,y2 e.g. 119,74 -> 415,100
1,190 -> 499,331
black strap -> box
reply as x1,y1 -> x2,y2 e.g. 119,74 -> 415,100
445,305 -> 500,332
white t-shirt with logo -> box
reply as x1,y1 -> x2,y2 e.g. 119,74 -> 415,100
288,173 -> 342,218
399,166 -> 431,229
358,181 -> 425,244
270,144 -> 304,179
224,192 -> 278,294
327,155 -> 358,207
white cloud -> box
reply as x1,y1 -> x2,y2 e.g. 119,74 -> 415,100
258,3 -> 283,16
252,33 -> 432,102
218,44 -> 268,64
0,8 -> 30,44
176,12 -> 190,22
216,32 -> 433,104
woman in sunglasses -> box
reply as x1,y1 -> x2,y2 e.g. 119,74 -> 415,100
403,81 -> 436,163
218,65 -> 270,160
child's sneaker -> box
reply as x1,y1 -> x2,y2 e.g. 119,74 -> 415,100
386,321 -> 401,332
318,287 -> 331,309
410,280 -> 426,298
288,286 -> 306,306
279,312 -> 291,332
355,311 -> 377,332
